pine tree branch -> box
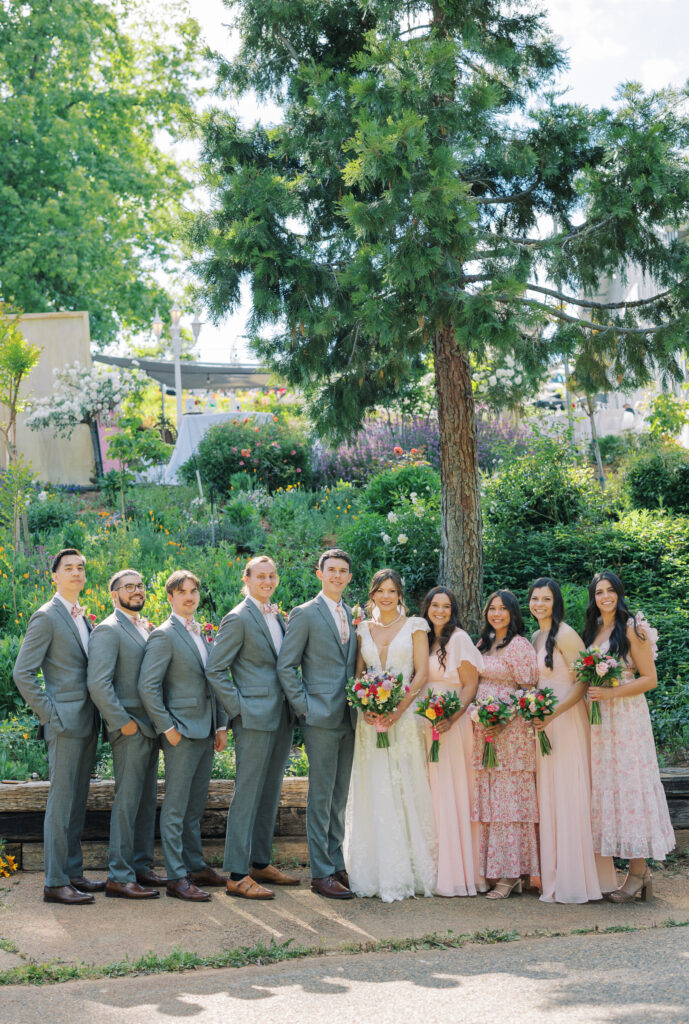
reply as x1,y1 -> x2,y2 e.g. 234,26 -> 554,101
498,295 -> 683,334
470,183 -> 538,205
524,282 -> 675,310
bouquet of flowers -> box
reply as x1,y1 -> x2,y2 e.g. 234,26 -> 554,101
571,649 -> 623,724
414,689 -> 463,762
346,670 -> 408,748
513,688 -> 558,756
469,695 -> 514,768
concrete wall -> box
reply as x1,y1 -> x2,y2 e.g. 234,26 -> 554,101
0,311 -> 96,484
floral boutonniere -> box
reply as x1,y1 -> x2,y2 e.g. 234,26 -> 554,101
201,622 -> 217,644
87,613 -> 97,625
351,604 -> 364,627
140,617 -> 155,634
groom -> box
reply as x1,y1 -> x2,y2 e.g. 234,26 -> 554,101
277,549 -> 357,899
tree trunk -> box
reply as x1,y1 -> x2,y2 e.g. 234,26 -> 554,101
586,394 -> 605,490
88,419 -> 104,480
433,326 -> 483,635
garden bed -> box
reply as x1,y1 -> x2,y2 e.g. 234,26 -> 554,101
2,772 -> 688,872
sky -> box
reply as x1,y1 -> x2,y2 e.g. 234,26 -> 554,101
178,0 -> 689,363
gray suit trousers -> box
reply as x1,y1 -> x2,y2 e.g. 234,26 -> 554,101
44,730 -> 98,887
160,733 -> 214,880
109,730 -> 159,882
223,702 -> 293,876
301,710 -> 355,879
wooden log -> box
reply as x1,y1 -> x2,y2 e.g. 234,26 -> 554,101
20,836 -> 310,872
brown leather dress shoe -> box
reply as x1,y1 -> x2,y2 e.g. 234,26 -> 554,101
250,864 -> 300,886
105,879 -> 160,899
310,875 -> 355,899
225,876 -> 275,900
333,869 -> 350,889
69,876 -> 106,893
188,866 -> 228,887
166,878 -> 211,902
44,884 -> 95,905
136,870 -> 169,886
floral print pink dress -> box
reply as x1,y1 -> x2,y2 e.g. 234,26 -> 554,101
471,635 -> 540,879
591,616 -> 674,879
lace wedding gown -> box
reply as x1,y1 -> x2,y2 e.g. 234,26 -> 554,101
343,617 -> 438,902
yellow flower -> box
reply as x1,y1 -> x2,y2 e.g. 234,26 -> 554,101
360,697 -> 368,706
611,680 -> 620,687
425,708 -> 437,720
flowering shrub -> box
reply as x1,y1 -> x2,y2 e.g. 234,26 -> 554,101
181,418 -> 313,494
25,361 -> 143,437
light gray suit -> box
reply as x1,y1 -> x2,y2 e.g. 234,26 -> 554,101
13,595 -> 98,886
137,616 -> 227,881
277,594 -> 357,878
205,597 -> 293,876
87,609 -> 159,884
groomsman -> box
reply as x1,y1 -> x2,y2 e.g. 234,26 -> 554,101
277,549 -> 357,899
206,556 -> 299,900
138,570 -> 228,901
87,569 -> 165,899
13,548 -> 103,905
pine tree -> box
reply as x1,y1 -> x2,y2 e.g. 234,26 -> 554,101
194,0 -> 689,629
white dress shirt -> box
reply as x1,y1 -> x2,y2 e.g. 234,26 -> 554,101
122,609 -> 150,642
247,594 -> 283,654
172,613 -> 208,666
320,592 -> 350,642
56,593 -> 89,653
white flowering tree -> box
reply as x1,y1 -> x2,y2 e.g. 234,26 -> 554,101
26,361 -> 144,478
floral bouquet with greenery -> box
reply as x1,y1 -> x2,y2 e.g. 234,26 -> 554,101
469,695 -> 514,768
346,670 -> 407,748
513,687 -> 558,755
414,689 -> 462,762
571,649 -> 623,724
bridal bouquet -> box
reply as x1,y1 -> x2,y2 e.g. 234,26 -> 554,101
346,670 -> 408,748
571,649 -> 623,724
414,689 -> 462,762
513,687 -> 558,756
469,695 -> 514,768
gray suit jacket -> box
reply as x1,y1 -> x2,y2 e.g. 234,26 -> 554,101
137,616 -> 227,739
277,594 -> 357,729
13,595 -> 97,739
205,597 -> 289,732
87,609 -> 156,740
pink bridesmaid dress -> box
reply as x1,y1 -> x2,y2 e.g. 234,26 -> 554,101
535,644 -> 602,903
471,635 -> 540,880
590,617 -> 674,891
425,629 -> 484,896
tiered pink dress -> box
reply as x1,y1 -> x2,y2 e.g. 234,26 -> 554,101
424,629 -> 484,896
471,635 -> 540,879
590,617 -> 674,884
535,643 -> 602,903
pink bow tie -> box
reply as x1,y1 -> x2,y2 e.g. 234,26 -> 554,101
261,603 -> 279,615
184,619 -> 201,635
71,603 -> 84,620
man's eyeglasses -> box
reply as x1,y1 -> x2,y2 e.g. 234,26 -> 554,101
115,583 -> 146,593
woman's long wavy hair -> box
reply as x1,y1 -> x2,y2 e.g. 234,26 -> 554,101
528,577 -> 565,670
478,589 -> 525,651
365,568 -> 407,619
421,586 -> 463,671
582,570 -> 642,661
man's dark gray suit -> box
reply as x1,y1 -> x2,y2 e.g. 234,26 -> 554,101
87,609 -> 158,884
138,616 -> 227,881
205,597 -> 292,876
277,595 -> 357,879
13,596 -> 98,887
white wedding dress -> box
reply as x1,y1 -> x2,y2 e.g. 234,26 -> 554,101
344,617 -> 438,901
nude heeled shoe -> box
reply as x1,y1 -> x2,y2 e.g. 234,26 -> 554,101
485,878 -> 523,900
606,869 -> 653,903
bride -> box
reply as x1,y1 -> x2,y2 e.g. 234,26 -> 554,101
344,569 -> 438,901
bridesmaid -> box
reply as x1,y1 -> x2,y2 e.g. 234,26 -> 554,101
421,586 -> 484,896
529,577 -> 602,904
583,571 -> 674,901
472,589 -> 540,899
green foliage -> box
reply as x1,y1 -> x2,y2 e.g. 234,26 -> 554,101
0,0 -> 203,345
360,464 -> 440,515
0,303 -> 41,461
0,710 -> 48,780
588,432 -> 638,469
0,635 -> 22,717
483,435 -> 606,531
182,419 -> 313,495
624,444 -> 689,513
648,391 -> 689,441
26,490 -> 82,535
106,415 -> 172,513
